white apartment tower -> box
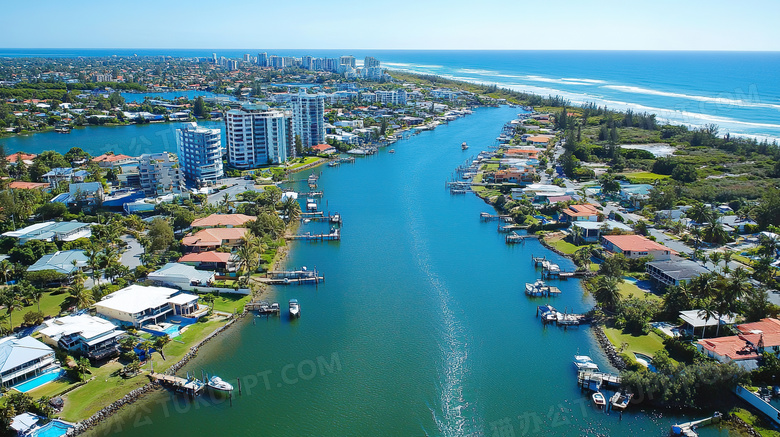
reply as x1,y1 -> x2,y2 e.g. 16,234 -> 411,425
290,91 -> 326,148
176,122 -> 223,187
225,104 -> 294,168
138,152 -> 184,196
364,56 -> 380,68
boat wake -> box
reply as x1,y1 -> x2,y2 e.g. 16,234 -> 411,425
402,174 -> 480,436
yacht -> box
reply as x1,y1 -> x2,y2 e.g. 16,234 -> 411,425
306,198 -> 317,212
289,299 -> 300,318
207,376 -> 234,392
573,355 -> 599,372
461,142 -> 469,150
525,280 -> 549,297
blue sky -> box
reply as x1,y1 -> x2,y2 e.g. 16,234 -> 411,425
2,0 -> 779,51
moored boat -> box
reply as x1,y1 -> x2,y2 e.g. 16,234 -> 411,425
610,392 -> 633,410
573,355 -> 599,371
525,279 -> 550,297
461,142 -> 468,150
592,392 -> 606,407
207,376 -> 234,392
289,299 -> 300,318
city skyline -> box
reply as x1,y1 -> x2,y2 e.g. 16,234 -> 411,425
2,0 -> 779,51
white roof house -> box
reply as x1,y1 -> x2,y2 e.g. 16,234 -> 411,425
10,412 -> 41,433
147,262 -> 215,290
27,250 -> 88,275
0,336 -> 56,387
679,309 -> 736,338
39,314 -> 124,360
94,285 -> 199,327
2,221 -> 92,243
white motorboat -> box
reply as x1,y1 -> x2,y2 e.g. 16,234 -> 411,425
306,198 -> 317,211
525,280 -> 549,296
289,299 -> 300,318
574,355 -> 593,364
207,376 -> 234,392
575,361 -> 599,371
461,142 -> 469,150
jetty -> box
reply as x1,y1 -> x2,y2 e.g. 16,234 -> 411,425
671,413 -> 722,437
287,228 -> 340,241
299,191 -> 323,197
480,212 -> 512,222
577,370 -> 622,391
149,372 -> 205,396
536,304 -> 590,326
300,211 -> 325,217
301,213 -> 342,225
259,269 -> 324,285
506,232 -> 525,244
245,301 -> 281,314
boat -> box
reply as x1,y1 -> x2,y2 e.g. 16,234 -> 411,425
306,198 -> 317,212
206,376 -> 234,392
610,392 -> 633,410
54,126 -> 71,134
574,355 -> 599,371
574,355 -> 594,364
525,279 -> 550,297
389,149 -> 395,154
461,142 -> 468,150
303,218 -> 311,224
269,302 -> 280,311
592,392 -> 606,407
289,299 -> 300,318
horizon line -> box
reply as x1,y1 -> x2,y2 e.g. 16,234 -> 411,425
2,48 -> 780,53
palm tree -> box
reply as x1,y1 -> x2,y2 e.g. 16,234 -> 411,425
220,192 -> 232,213
2,292 -> 22,332
592,276 -> 621,311
26,287 -> 43,313
722,250 -> 734,273
153,335 -> 171,359
687,203 -> 714,225
280,196 -> 301,223
697,299 -> 719,339
703,220 -> 729,245
85,245 -> 101,284
690,226 -> 703,249
573,246 -> 592,271
235,237 -> 261,283
0,260 -> 11,285
709,251 -> 723,271
76,357 -> 91,381
570,224 -> 584,245
69,282 -> 94,310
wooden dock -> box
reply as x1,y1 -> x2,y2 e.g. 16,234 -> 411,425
300,211 -> 325,217
287,228 -> 340,241
506,232 -> 525,244
301,213 -> 342,225
245,301 -> 281,314
299,191 -> 323,197
259,269 -> 324,284
577,370 -> 621,391
480,212 -> 512,222
150,372 -> 206,396
671,413 -> 722,437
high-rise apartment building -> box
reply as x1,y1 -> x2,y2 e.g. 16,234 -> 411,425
340,56 -> 356,68
176,122 -> 223,187
290,91 -> 326,148
257,52 -> 268,67
364,56 -> 380,68
138,152 -> 184,196
225,104 -> 294,168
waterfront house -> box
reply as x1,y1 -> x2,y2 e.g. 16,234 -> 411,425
601,234 -> 676,260
27,250 -> 88,275
493,168 -> 535,183
42,167 -> 88,185
645,257 -> 709,287
525,135 -> 553,146
2,221 -> 92,243
570,220 -> 633,243
94,284 -> 200,328
618,184 -> 653,208
310,144 -> 337,155
182,227 -> 248,252
148,262 -> 215,289
68,182 -> 105,205
0,336 -> 56,388
38,314 -> 124,361
6,152 -> 36,166
560,204 -> 600,222
190,214 -> 256,229
696,334 -> 761,370
91,153 -> 136,168
505,148 -> 541,159
178,251 -> 236,272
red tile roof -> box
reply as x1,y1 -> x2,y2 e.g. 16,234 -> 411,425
699,333 -> 762,361
9,181 -> 49,190
6,153 -> 36,163
561,204 -> 600,218
182,228 -> 248,247
311,144 -> 335,152
178,251 -> 233,263
191,214 -> 256,228
92,153 -> 134,163
601,234 -> 677,254
737,318 -> 780,336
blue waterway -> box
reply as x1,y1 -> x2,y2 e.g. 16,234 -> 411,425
2,49 -> 779,140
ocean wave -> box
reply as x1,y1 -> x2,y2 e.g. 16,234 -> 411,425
561,77 -> 607,84
602,85 -> 780,110
456,68 -> 499,75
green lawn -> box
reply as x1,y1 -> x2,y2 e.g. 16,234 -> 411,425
287,157 -> 323,170
482,163 -> 499,171
545,235 -> 585,255
208,293 -> 251,314
619,172 -> 671,184
5,289 -> 69,331
603,326 -> 666,358
617,281 -> 662,302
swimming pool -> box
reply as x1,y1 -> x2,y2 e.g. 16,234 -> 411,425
13,369 -> 65,393
30,419 -> 73,437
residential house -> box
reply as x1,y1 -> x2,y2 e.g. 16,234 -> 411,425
493,168 -> 535,183
8,181 -> 49,190
560,204 -> 600,222
178,251 -> 236,272
646,256 -> 709,286
27,250 -> 87,275
601,234 -> 676,260
619,184 -> 653,208
310,144 -> 337,155
68,182 -> 105,205
190,214 -> 256,228
697,318 -> 780,370
182,227 -> 248,252
718,215 -> 758,233
2,221 -> 92,243
38,314 -> 124,361
42,167 -> 88,186
571,220 -> 633,243
94,284 -> 200,328
6,153 -> 36,166
91,154 -> 136,168
505,148 -> 540,159
147,262 -> 215,289
525,135 -> 553,146
0,336 -> 56,387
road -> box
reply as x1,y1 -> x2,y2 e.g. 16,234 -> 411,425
206,177 -> 265,206
120,234 -> 144,269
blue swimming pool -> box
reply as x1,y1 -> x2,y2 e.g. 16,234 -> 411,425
13,369 -> 65,393
30,420 -> 73,437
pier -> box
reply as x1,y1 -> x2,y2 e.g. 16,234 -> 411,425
245,301 -> 281,314
480,212 -> 512,222
287,228 -> 340,241
671,413 -> 722,437
150,372 -> 205,396
260,269 -> 324,284
301,213 -> 342,225
577,370 -> 621,391
506,232 -> 525,244
299,191 -> 323,197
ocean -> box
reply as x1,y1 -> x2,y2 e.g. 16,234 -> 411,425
2,49 -> 779,141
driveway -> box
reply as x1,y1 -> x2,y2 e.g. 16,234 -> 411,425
648,228 -> 692,255
207,177 -> 264,206
120,234 -> 144,270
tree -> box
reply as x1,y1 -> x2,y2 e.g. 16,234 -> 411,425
26,286 -> 43,312
1,290 -> 22,331
686,203 -> 714,225
68,281 -> 94,310
599,173 -> 620,197
280,196 -> 301,223
193,96 -> 206,118
153,334 -> 171,359
572,247 -> 591,271
35,202 -> 68,220
592,276 -> 621,311
76,357 -> 91,381
147,218 -> 174,251
670,164 -> 697,183
294,134 -> 303,157
599,254 -> 627,278
137,341 -> 153,362
703,220 -> 729,245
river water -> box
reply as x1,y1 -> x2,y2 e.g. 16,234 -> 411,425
60,106 -> 728,436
